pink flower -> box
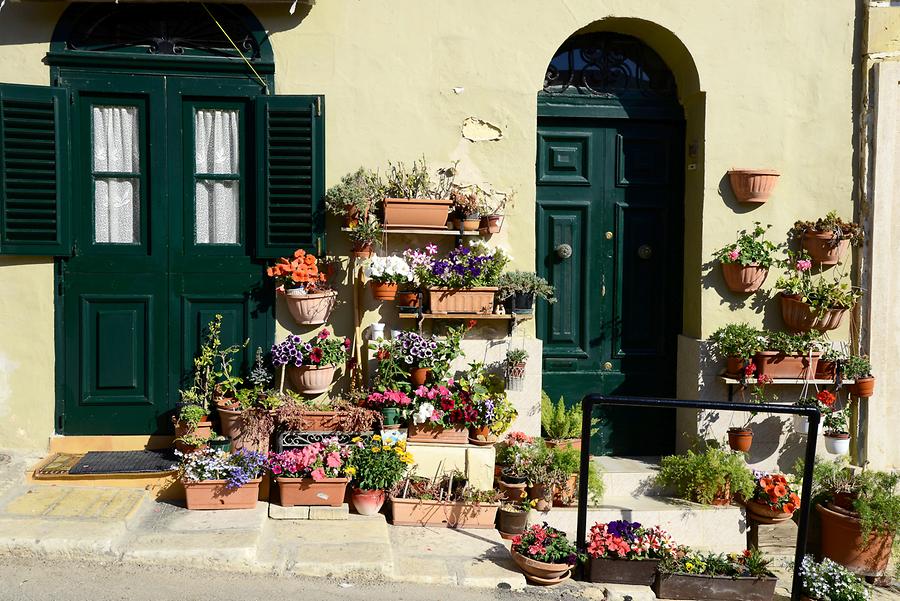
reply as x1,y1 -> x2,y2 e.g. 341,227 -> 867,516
796,259 -> 812,272
425,243 -> 438,255
318,328 -> 330,339
326,453 -> 342,469
728,249 -> 740,261
528,544 -> 545,556
271,464 -> 282,475
310,468 -> 326,481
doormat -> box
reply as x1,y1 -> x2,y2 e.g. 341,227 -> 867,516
33,453 -> 84,478
68,450 -> 177,475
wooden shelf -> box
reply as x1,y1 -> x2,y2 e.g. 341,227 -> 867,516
341,227 -> 480,236
398,313 -> 528,321
718,376 -> 852,386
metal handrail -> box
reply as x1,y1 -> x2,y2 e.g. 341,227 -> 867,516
577,394 -> 820,601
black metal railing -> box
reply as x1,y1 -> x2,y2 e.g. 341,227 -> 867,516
577,394 -> 820,601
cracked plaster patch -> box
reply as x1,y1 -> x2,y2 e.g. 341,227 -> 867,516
461,117 -> 502,142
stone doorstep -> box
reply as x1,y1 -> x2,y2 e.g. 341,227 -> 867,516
268,503 -> 349,520
595,456 -> 673,498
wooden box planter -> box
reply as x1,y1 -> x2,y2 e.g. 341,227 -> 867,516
587,557 -> 661,586
383,197 -> 451,229
753,351 -> 820,380
654,572 -> 777,601
183,478 -> 261,510
426,287 -> 497,314
802,232 -> 850,265
780,294 -> 847,333
284,290 -> 337,325
390,497 -> 499,528
274,477 -> 348,507
406,422 -> 468,444
727,169 -> 780,203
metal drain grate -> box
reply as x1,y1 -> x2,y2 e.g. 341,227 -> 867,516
69,450 -> 177,475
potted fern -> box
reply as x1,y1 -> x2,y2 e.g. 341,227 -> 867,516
541,391 -> 582,450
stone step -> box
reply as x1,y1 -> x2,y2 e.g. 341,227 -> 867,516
594,456 -> 672,498
533,495 -> 747,554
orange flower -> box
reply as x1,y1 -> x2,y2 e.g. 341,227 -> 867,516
294,249 -> 306,258
760,477 -> 773,489
789,493 -> 800,506
773,485 -> 788,499
772,474 -> 787,484
783,503 -> 796,514
304,254 -> 316,266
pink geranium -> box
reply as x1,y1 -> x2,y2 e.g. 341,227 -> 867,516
728,249 -> 740,261
267,437 -> 349,480
795,259 -> 812,271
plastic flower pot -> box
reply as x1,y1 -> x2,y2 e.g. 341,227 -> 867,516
390,497 -> 499,528
287,364 -> 337,395
207,437 -> 232,453
427,287 -> 497,314
409,367 -> 430,387
512,291 -> 535,314
284,290 -> 337,325
727,169 -> 780,203
380,407 -> 400,427
383,197 -> 451,229
817,503 -> 894,577
727,427 -> 753,452
721,263 -> 768,293
370,281 -> 399,301
183,478 -> 261,510
780,293 -> 847,333
824,432 -> 851,455
479,214 -> 503,234
654,572 -> 777,600
793,415 -> 810,435
275,477 -> 348,507
745,500 -> 795,525
802,232 -> 850,265
351,488 -> 386,516
847,377 -> 875,398
510,549 -> 572,585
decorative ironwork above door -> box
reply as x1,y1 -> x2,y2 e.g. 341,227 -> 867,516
542,32 -> 676,98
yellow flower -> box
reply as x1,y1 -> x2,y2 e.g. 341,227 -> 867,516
685,562 -> 695,572
393,446 -> 404,454
396,440 -> 406,450
372,434 -> 382,441
345,466 -> 357,476
381,445 -> 392,452
402,452 -> 414,463
351,437 -> 362,443
372,446 -> 381,453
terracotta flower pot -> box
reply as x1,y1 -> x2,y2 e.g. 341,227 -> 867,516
725,356 -> 749,377
383,197 -> 451,229
390,497 -> 499,528
479,214 -> 503,234
406,422 -> 468,444
721,262 -> 768,293
275,477 -> 348,507
745,500 -> 795,525
293,410 -> 340,431
351,488 -> 386,516
816,360 -> 837,381
409,367 -> 431,387
824,432 -> 851,455
498,480 -> 528,503
214,404 -> 270,452
753,350 -> 820,380
427,287 -> 497,315
727,169 -> 780,203
817,503 -> 894,577
396,291 -> 420,309
370,281 -> 399,301
780,293 -> 847,333
527,483 -> 551,512
468,425 -> 496,446
287,364 -> 337,395
497,507 -> 528,537
510,549 -> 572,585
173,418 -> 213,454
351,241 -> 374,259
727,427 -> 753,452
183,478 -> 261,510
343,206 -> 360,228
711,483 -> 732,506
802,232 -> 850,266
544,438 -> 582,451
284,290 -> 337,325
848,377 -> 875,398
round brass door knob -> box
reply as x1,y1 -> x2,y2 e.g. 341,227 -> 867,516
637,244 -> 653,259
555,243 -> 573,259
603,362 -> 613,370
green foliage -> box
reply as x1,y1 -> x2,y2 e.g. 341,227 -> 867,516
429,324 -> 468,382
177,404 -> 207,430
324,167 -> 382,217
179,314 -> 224,412
540,391 -> 581,440
347,213 -> 383,245
383,157 -> 456,200
347,435 -> 413,491
708,323 -> 762,360
764,330 -> 822,354
714,223 -> 780,268
505,348 -> 529,364
789,210 -> 864,246
843,354 -> 872,379
247,348 -> 272,389
549,445 -> 605,503
497,271 -> 557,302
661,549 -> 773,578
800,556 -> 870,601
655,446 -> 755,505
776,251 -> 863,315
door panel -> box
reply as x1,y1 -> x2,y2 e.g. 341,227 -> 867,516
537,116 -> 683,455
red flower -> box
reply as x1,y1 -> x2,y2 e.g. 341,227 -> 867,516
309,347 -> 324,364
343,337 -> 352,349
467,319 -> 477,330
376,348 -> 390,361
817,390 -> 836,408
758,374 -> 773,385
318,328 -> 330,340
744,362 -> 757,376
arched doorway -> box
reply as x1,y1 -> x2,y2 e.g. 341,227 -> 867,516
536,32 -> 685,456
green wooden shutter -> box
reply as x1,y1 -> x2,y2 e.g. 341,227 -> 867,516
0,83 -> 70,255
255,95 -> 324,258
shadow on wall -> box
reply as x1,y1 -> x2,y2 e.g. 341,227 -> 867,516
0,3 -> 65,47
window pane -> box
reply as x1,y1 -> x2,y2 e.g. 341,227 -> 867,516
194,109 -> 239,174
95,178 -> 139,243
92,106 -> 139,173
195,179 -> 238,244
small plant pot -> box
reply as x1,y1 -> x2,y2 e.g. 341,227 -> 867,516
816,360 -> 837,381
780,293 -> 847,333
286,364 -> 337,395
461,216 -> 481,231
173,418 -> 213,454
725,356 -> 749,378
527,483 -> 551,512
727,427 -> 753,452
284,289 -> 338,325
802,232 -> 850,265
848,377 -> 875,398
497,507 -> 528,537
342,207 -> 360,228
793,415 -> 810,435
817,503 -> 894,578
396,291 -> 421,312
468,425 -> 496,446
380,407 -> 401,427
721,263 -> 768,293
745,500 -> 795,525
351,488 -> 386,516
727,169 -> 780,203
370,281 -> 399,301
409,367 -> 431,387
510,549 -> 572,585
350,241 -> 374,259
824,432 -> 851,455
479,214 -> 503,234
207,437 -> 232,452
511,291 -> 535,314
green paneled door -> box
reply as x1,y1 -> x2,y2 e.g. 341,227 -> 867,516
59,75 -> 272,435
536,116 -> 684,456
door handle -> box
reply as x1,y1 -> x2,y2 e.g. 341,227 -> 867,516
637,244 -> 653,260
555,243 -> 573,259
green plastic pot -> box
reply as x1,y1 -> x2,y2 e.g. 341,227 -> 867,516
381,408 -> 400,426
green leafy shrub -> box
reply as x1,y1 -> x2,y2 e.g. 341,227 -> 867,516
708,323 -> 762,360
540,391 -> 580,440
655,446 -> 754,505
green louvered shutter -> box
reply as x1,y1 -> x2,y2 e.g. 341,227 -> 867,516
255,95 -> 325,258
0,83 -> 70,255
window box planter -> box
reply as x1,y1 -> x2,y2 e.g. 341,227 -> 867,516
286,364 -> 337,395
406,422 -> 468,444
510,549 -> 573,585
780,294 -> 847,333
727,169 -> 780,204
183,478 -> 261,510
802,231 -> 850,265
817,503 -> 894,578
587,557 -> 661,586
721,263 -> 768,293
426,287 -> 497,314
274,477 -> 348,507
383,197 -> 451,229
283,289 -> 337,325
390,497 -> 499,528
753,350 -> 820,380
654,572 -> 777,601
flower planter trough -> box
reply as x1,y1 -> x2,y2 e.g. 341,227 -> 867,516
183,478 -> 261,510
389,497 -> 499,528
274,477 -> 349,507
383,197 -> 451,229
654,572 -> 777,601
427,287 -> 496,314
587,557 -> 661,586
406,423 -> 468,444
753,351 -> 820,380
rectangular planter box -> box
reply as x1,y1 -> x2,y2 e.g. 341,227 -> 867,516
274,477 -> 348,507
390,497 -> 499,528
183,478 -> 261,510
753,351 -> 820,380
427,287 -> 497,314
383,197 -> 451,229
654,572 -> 777,601
407,423 -> 468,444
295,411 -> 341,432
587,557 -> 660,586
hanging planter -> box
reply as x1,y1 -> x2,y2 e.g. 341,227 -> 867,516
802,232 -> 850,265
479,214 -> 503,234
727,169 -> 780,203
364,256 -> 414,303
824,432 -> 851,455
284,290 -> 338,326
780,294 -> 847,333
847,377 -> 875,398
727,427 -> 753,452
790,212 -> 864,266
506,361 -> 526,392
721,263 -> 768,293
793,415 -> 810,434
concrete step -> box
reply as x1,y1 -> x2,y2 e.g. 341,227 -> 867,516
533,495 -> 747,554
594,456 -> 671,498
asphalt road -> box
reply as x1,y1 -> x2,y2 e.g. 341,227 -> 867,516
0,557 -> 586,601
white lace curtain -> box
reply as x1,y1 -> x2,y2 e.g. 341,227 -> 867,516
93,106 -> 140,244
194,109 -> 239,244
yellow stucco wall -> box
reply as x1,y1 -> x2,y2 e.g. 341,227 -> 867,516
0,0 -> 857,449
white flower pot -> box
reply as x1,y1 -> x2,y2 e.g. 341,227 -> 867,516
793,415 -> 809,435
824,433 -> 851,455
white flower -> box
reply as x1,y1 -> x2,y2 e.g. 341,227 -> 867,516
413,403 -> 435,425
364,255 -> 413,283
